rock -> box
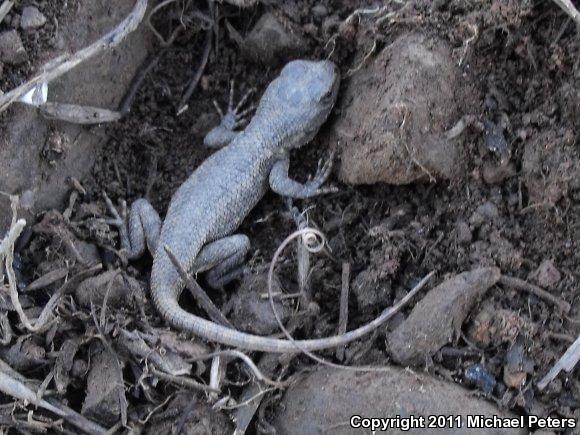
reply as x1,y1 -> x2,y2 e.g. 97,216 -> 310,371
483,161 -> 516,184
226,272 -> 290,335
522,130 -> 580,204
0,30 -> 27,65
311,4 -> 328,18
529,259 -> 561,289
455,220 -> 472,244
274,368 -> 524,435
469,201 -> 500,226
464,364 -> 497,394
82,343 -> 126,425
75,271 -> 145,308
503,340 -> 533,389
229,13 -> 305,65
329,33 -> 471,185
387,268 -> 501,365
20,6 -> 47,30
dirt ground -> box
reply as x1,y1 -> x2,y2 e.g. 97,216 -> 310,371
0,0 -> 579,433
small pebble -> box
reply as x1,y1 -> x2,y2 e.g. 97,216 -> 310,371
0,30 -> 27,65
464,364 -> 496,394
455,220 -> 472,244
469,201 -> 499,226
311,4 -> 328,18
530,259 -> 561,289
20,6 -> 47,30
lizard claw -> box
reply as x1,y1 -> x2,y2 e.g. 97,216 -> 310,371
212,80 -> 256,131
302,149 -> 337,196
103,192 -> 127,228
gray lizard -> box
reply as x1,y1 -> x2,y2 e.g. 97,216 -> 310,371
107,60 -> 424,352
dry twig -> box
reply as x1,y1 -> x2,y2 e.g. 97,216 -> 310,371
499,275 -> 571,314
551,0 -> 580,27
537,335 -> 580,390
0,0 -> 148,113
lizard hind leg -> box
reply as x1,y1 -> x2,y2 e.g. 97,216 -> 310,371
191,234 -> 250,289
203,80 -> 256,149
104,195 -> 161,259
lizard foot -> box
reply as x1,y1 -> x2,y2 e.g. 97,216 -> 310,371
204,80 -> 256,148
304,148 -> 339,195
102,192 -> 128,229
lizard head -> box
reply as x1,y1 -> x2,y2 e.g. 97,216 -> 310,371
255,59 -> 340,149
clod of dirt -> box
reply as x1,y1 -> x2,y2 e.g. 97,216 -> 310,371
482,161 -> 516,185
145,393 -> 232,434
469,201 -> 500,226
455,220 -> 473,244
468,303 -> 535,347
82,342 -> 126,426
0,30 -> 27,65
274,367 -> 524,435
522,130 -> 580,204
388,267 -> 501,365
529,259 -> 561,290
331,33 -> 469,185
75,271 -> 145,308
225,272 -> 290,335
228,13 -> 305,64
351,267 -> 391,311
503,339 -> 534,389
20,7 -> 47,30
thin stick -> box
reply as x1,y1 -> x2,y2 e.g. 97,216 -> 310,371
177,27 -> 213,114
267,227 -> 434,369
0,1 -> 14,26
537,335 -> 580,390
164,245 -> 233,327
0,0 -> 148,113
336,262 -> 350,361
499,275 -> 571,314
0,371 -> 106,435
551,0 -> 580,27
150,367 -> 218,393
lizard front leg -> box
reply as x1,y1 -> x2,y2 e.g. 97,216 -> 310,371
203,81 -> 255,149
269,150 -> 337,199
104,196 -> 161,260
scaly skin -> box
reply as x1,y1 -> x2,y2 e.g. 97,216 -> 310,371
115,60 -> 428,352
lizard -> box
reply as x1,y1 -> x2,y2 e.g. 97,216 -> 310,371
106,60 -> 426,352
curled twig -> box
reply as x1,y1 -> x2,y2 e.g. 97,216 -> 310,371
267,227 -> 434,369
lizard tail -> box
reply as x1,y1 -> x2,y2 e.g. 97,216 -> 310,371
152,273 -> 433,353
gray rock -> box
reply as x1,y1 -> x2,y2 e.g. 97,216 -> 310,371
20,6 -> 47,30
388,268 -> 501,365
275,367 -> 525,435
0,30 -> 27,65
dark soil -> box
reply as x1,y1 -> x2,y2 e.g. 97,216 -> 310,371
1,0 -> 579,433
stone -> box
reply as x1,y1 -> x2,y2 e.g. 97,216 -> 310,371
329,33 -> 472,185
20,6 -> 47,30
0,30 -> 27,65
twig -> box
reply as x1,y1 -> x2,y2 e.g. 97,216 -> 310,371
187,350 -> 288,388
23,267 -> 69,292
149,367 -> 218,393
537,335 -> 580,390
118,51 -> 164,115
0,371 -> 106,435
267,227 -> 434,369
38,103 -> 122,124
0,1 -> 14,26
164,245 -> 233,328
177,27 -> 213,114
336,263 -> 350,361
499,275 -> 571,314
0,0 -> 148,113
550,0 -> 580,27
